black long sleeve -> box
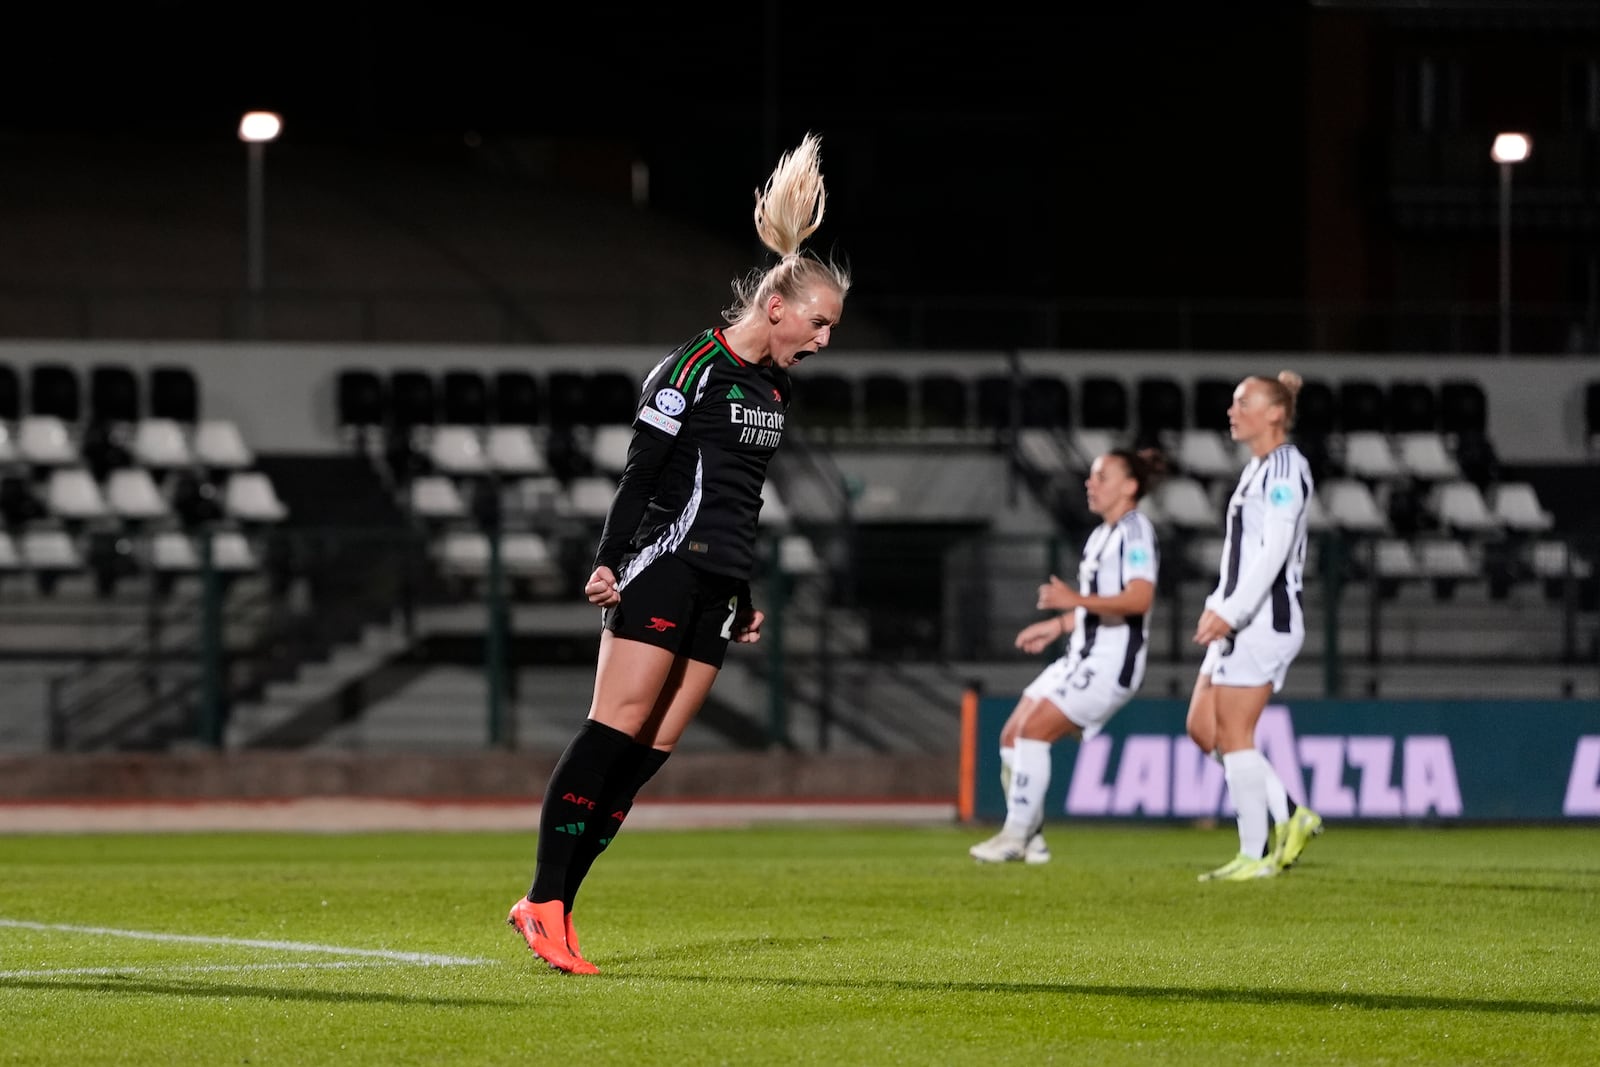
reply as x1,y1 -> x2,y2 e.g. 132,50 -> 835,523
592,427 -> 676,572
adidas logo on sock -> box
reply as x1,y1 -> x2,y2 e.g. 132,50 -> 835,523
726,385 -> 745,400
555,822 -> 586,835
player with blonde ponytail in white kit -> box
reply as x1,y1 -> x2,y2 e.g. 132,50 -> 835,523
1187,371 -> 1323,882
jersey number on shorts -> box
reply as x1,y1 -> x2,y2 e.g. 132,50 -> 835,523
719,596 -> 738,639
1072,668 -> 1095,691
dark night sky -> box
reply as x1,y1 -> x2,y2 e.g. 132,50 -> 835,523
2,3 -> 1311,306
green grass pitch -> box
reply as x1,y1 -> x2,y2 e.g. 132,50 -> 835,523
2,824 -> 1597,1065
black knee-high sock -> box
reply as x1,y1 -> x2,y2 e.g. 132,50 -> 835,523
563,744 -> 670,911
527,720 -> 636,903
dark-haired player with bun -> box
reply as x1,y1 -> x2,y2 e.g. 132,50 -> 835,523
508,133 -> 850,974
970,447 -> 1165,864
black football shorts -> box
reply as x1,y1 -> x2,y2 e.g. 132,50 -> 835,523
602,552 -> 750,667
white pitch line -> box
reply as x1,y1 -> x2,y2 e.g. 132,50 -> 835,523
0,960 -> 429,979
0,918 -> 489,967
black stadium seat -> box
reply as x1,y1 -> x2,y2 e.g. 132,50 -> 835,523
975,374 -> 1014,430
89,364 -> 140,426
1192,376 -> 1235,434
918,373 -> 969,430
336,369 -> 385,432
1387,380 -> 1437,433
493,370 -> 541,425
1293,378 -> 1336,438
1136,376 -> 1184,441
1440,379 -> 1487,436
1081,376 -> 1129,431
1337,379 -> 1385,433
796,372 -> 855,431
546,371 -> 589,428
149,365 -> 199,423
441,369 -> 489,425
388,370 -> 436,431
588,370 -> 639,425
0,363 -> 19,422
1021,375 -> 1070,428
29,363 -> 79,421
862,372 -> 912,429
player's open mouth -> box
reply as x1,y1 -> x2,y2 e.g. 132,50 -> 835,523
792,350 -> 813,363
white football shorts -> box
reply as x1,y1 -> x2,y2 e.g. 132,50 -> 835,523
1022,655 -> 1137,740
1200,626 -> 1304,692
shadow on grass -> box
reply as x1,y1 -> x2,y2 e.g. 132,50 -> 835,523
609,938 -> 1600,1017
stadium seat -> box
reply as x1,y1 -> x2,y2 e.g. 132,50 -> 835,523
149,365 -> 199,423
1016,428 -> 1070,475
1150,475 -> 1217,531
1372,538 -> 1421,581
862,373 -> 912,431
0,421 -> 15,465
1429,480 -> 1500,535
441,369 -> 490,426
0,528 -> 19,573
18,415 -> 78,467
88,364 -> 140,427
29,363 -> 80,422
193,419 -> 255,470
778,533 -> 823,575
0,363 -> 19,422
1067,428 -> 1119,470
428,425 -> 489,476
130,417 -> 194,470
589,370 -> 639,425
493,370 -> 542,426
106,467 -> 171,523
796,373 -> 855,432
1321,478 -> 1390,533
918,374 -> 969,431
1175,428 -> 1238,481
20,527 -> 83,572
1337,379 -> 1385,433
389,370 -> 437,432
1136,376 -> 1184,443
408,475 -> 467,520
1416,537 -> 1480,592
1021,375 -> 1070,428
563,475 -> 617,521
1439,380 -> 1487,436
336,369 -> 386,432
546,370 -> 589,428
1191,377 -> 1235,434
759,481 -> 791,527
1341,431 -> 1403,481
1293,378 -> 1336,439
0,475 -> 45,528
224,471 -> 288,523
1395,432 -> 1461,481
974,374 -> 1014,430
485,425 -> 548,476
1387,380 -> 1437,433
45,467 -> 110,523
589,425 -> 632,476
1081,376 -> 1129,431
1489,482 -> 1554,533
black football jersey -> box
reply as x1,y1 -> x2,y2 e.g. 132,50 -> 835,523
593,328 -> 792,580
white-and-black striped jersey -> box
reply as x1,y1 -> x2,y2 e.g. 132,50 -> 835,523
1066,509 -> 1160,689
1207,443 -> 1315,635
594,328 -> 791,581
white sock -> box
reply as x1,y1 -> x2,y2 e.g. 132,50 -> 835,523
1002,738 -> 1051,841
999,745 -> 1015,796
1262,758 -> 1290,826
1222,749 -> 1270,859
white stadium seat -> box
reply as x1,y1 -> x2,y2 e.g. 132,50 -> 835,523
1176,429 -> 1239,481
17,415 -> 78,467
1341,432 -> 1402,481
590,425 -> 633,477
1489,482 -> 1553,533
1396,432 -> 1460,481
20,528 -> 82,570
106,467 -> 171,521
485,426 -> 548,476
1430,480 -> 1500,535
130,417 -> 194,469
1151,475 -> 1218,531
46,467 -> 109,521
409,475 -> 467,519
428,425 -> 489,475
224,471 -> 288,522
1322,479 -> 1389,533
193,419 -> 255,470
